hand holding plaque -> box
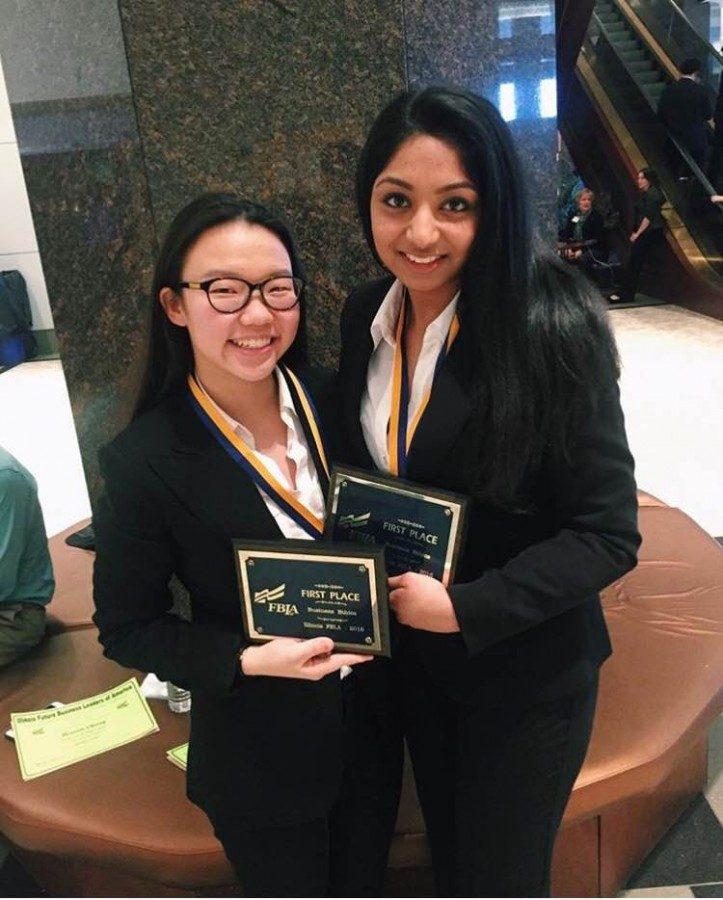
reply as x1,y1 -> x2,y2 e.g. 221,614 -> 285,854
324,466 -> 468,584
239,635 -> 371,679
234,539 -> 391,657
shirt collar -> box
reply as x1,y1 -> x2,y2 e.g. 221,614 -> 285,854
194,368 -> 298,450
369,279 -> 460,350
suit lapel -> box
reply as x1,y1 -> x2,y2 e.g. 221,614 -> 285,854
406,327 -> 475,483
147,392 -> 283,542
341,281 -> 476,482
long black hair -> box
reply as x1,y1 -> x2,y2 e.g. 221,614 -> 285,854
133,193 -> 308,419
356,86 -> 619,507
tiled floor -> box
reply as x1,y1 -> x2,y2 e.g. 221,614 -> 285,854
0,301 -> 722,897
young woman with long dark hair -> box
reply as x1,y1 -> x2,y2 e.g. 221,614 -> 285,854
337,87 -> 641,897
93,193 -> 370,897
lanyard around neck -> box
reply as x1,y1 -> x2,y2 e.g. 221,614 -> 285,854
387,292 -> 460,477
188,367 -> 329,539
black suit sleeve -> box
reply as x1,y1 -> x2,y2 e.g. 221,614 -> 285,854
449,364 -> 640,657
93,441 -> 245,695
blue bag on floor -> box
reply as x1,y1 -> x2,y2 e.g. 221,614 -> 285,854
0,270 -> 37,367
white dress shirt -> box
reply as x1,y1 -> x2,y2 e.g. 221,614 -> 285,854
360,279 -> 459,472
196,368 -> 325,541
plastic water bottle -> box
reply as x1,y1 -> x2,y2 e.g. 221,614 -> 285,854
166,682 -> 191,714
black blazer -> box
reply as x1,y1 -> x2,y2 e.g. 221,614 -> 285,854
658,77 -> 713,157
92,368 -> 344,828
559,208 -> 606,251
338,279 -> 641,703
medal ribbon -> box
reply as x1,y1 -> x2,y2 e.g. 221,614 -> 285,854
188,367 -> 329,539
388,294 -> 460,477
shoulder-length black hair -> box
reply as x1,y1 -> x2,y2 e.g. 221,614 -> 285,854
639,167 -> 660,189
356,86 -> 619,507
133,192 -> 308,419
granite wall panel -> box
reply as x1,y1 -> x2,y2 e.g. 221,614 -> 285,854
117,0 -> 406,366
0,1 -> 157,502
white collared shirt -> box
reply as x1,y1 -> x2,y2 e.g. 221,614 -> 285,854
360,279 -> 459,472
196,368 -> 325,541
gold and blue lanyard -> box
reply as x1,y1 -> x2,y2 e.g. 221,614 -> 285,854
387,295 -> 460,477
188,367 -> 329,539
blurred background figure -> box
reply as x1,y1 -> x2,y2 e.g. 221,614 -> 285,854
610,169 -> 666,304
558,188 -> 607,269
658,58 -> 714,174
0,445 -> 54,666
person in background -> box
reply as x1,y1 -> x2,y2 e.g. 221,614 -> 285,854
610,168 -> 665,303
0,445 -> 54,666
558,188 -> 607,276
657,58 -> 713,172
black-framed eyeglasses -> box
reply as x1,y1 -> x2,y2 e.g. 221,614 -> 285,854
178,275 -> 304,313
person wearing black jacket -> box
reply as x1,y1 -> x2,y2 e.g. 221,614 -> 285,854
92,194 -> 371,897
657,58 -> 713,170
611,168 -> 666,303
558,188 -> 607,278
337,87 -> 640,897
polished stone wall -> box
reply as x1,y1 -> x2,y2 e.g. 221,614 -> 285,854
0,0 -> 156,500
1,0 -> 559,505
117,0 -> 406,367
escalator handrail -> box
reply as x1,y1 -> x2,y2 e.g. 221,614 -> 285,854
591,15 -> 723,211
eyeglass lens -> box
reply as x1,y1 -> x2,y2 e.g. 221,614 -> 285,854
207,277 -> 301,312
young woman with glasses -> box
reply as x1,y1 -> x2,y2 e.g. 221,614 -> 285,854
93,193 -> 371,897
336,87 -> 641,896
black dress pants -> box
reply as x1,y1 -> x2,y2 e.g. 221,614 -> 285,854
211,816 -> 331,897
329,660 -> 405,896
401,659 -> 599,898
211,664 -> 404,898
622,228 -> 665,302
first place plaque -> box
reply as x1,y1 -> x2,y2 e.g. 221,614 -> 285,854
325,466 -> 468,583
233,539 -> 390,657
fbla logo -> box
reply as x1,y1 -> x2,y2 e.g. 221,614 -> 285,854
253,584 -> 286,604
339,512 -> 371,528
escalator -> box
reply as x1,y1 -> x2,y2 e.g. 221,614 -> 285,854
559,0 -> 723,315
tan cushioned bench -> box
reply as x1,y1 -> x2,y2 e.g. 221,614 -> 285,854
0,629 -> 233,892
45,519 -> 95,633
1,494 -> 721,896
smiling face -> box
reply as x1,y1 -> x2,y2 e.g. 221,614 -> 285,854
370,133 -> 479,309
159,219 -> 300,395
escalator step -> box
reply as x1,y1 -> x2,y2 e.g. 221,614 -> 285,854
644,85 -> 666,103
628,60 -> 656,72
612,39 -> 640,50
635,72 -> 662,85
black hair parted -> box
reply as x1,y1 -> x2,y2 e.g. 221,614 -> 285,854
133,193 -> 308,419
356,86 -> 620,507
